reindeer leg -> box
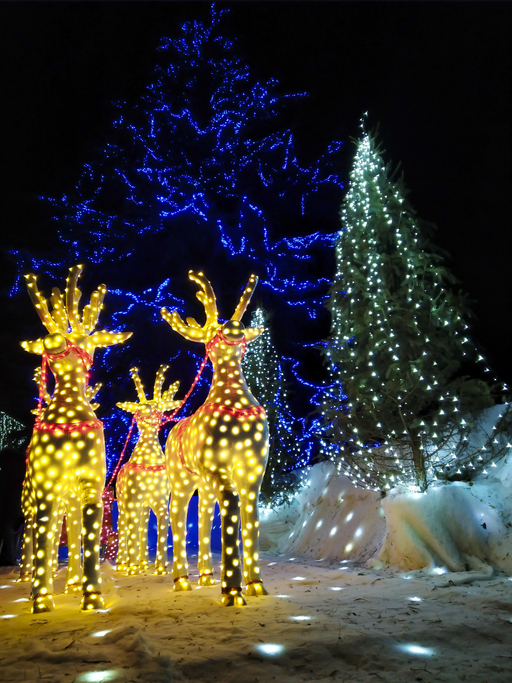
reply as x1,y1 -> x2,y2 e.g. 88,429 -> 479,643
169,481 -> 196,591
65,493 -> 82,592
32,495 -> 59,613
139,507 -> 150,571
240,485 -> 268,596
79,479 -> 104,611
125,500 -> 143,574
197,484 -> 216,586
217,483 -> 246,607
154,492 -> 170,575
18,513 -> 34,582
116,490 -> 129,572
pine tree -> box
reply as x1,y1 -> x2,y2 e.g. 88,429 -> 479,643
242,308 -> 308,505
12,6 -> 344,481
321,129 -> 510,491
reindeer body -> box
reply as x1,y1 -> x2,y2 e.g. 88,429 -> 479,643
162,273 -> 269,606
21,265 -> 131,612
116,366 -> 180,575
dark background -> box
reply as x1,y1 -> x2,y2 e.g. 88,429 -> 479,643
1,0 -> 511,423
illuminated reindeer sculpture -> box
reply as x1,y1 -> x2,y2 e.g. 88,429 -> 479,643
161,272 -> 269,606
116,365 -> 180,575
19,373 -> 102,589
21,265 -> 131,612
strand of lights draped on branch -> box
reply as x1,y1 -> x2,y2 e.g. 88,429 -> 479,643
320,126 -> 511,492
10,5 -> 344,479
242,307 -> 308,505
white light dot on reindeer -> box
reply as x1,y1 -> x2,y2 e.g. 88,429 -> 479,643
345,512 -> 354,522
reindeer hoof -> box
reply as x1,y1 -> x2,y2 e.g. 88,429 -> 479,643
173,577 -> 192,591
33,594 -> 54,613
198,573 -> 215,587
245,580 -> 268,597
140,562 -> 149,572
221,588 -> 247,607
65,581 -> 82,593
154,565 -> 168,576
16,573 -> 31,583
127,565 -> 140,576
80,592 -> 104,611
115,563 -> 128,573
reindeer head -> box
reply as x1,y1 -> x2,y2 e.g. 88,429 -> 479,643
161,272 -> 264,353
21,265 -> 132,361
117,365 -> 181,420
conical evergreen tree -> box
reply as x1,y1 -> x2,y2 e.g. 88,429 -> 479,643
242,308 -> 307,505
321,129 -> 510,491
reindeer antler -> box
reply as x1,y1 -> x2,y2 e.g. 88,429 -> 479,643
153,365 -> 169,400
130,367 -> 147,403
22,265 -> 132,356
161,271 -> 220,343
231,275 -> 259,322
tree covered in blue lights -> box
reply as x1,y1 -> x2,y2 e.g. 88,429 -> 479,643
14,6 -> 344,483
320,130 -> 511,492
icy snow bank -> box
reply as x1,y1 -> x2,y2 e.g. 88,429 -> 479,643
259,461 -> 386,563
261,455 -> 512,575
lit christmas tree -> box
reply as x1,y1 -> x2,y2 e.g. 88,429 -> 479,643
242,308 -> 308,504
11,6 -> 344,480
321,128 -> 511,491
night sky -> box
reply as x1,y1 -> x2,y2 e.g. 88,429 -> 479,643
0,1 -> 511,421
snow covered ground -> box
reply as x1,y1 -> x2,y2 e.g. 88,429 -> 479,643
1,555 -> 511,683
1,447 -> 512,682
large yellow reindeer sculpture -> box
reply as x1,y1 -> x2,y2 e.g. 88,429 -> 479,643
161,272 -> 269,606
116,365 -> 180,575
21,265 -> 131,612
19,373 -> 101,590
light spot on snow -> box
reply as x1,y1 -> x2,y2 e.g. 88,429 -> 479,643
255,643 -> 285,657
345,512 -> 354,522
90,629 -> 113,638
291,576 -> 306,581
290,615 -> 312,621
75,672 -> 121,683
397,643 -> 435,657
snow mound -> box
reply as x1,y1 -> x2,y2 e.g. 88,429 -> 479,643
260,461 -> 386,563
262,455 -> 512,576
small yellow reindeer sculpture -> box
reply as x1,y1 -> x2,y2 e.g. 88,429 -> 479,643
161,272 -> 269,606
116,365 -> 180,575
21,265 -> 131,612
